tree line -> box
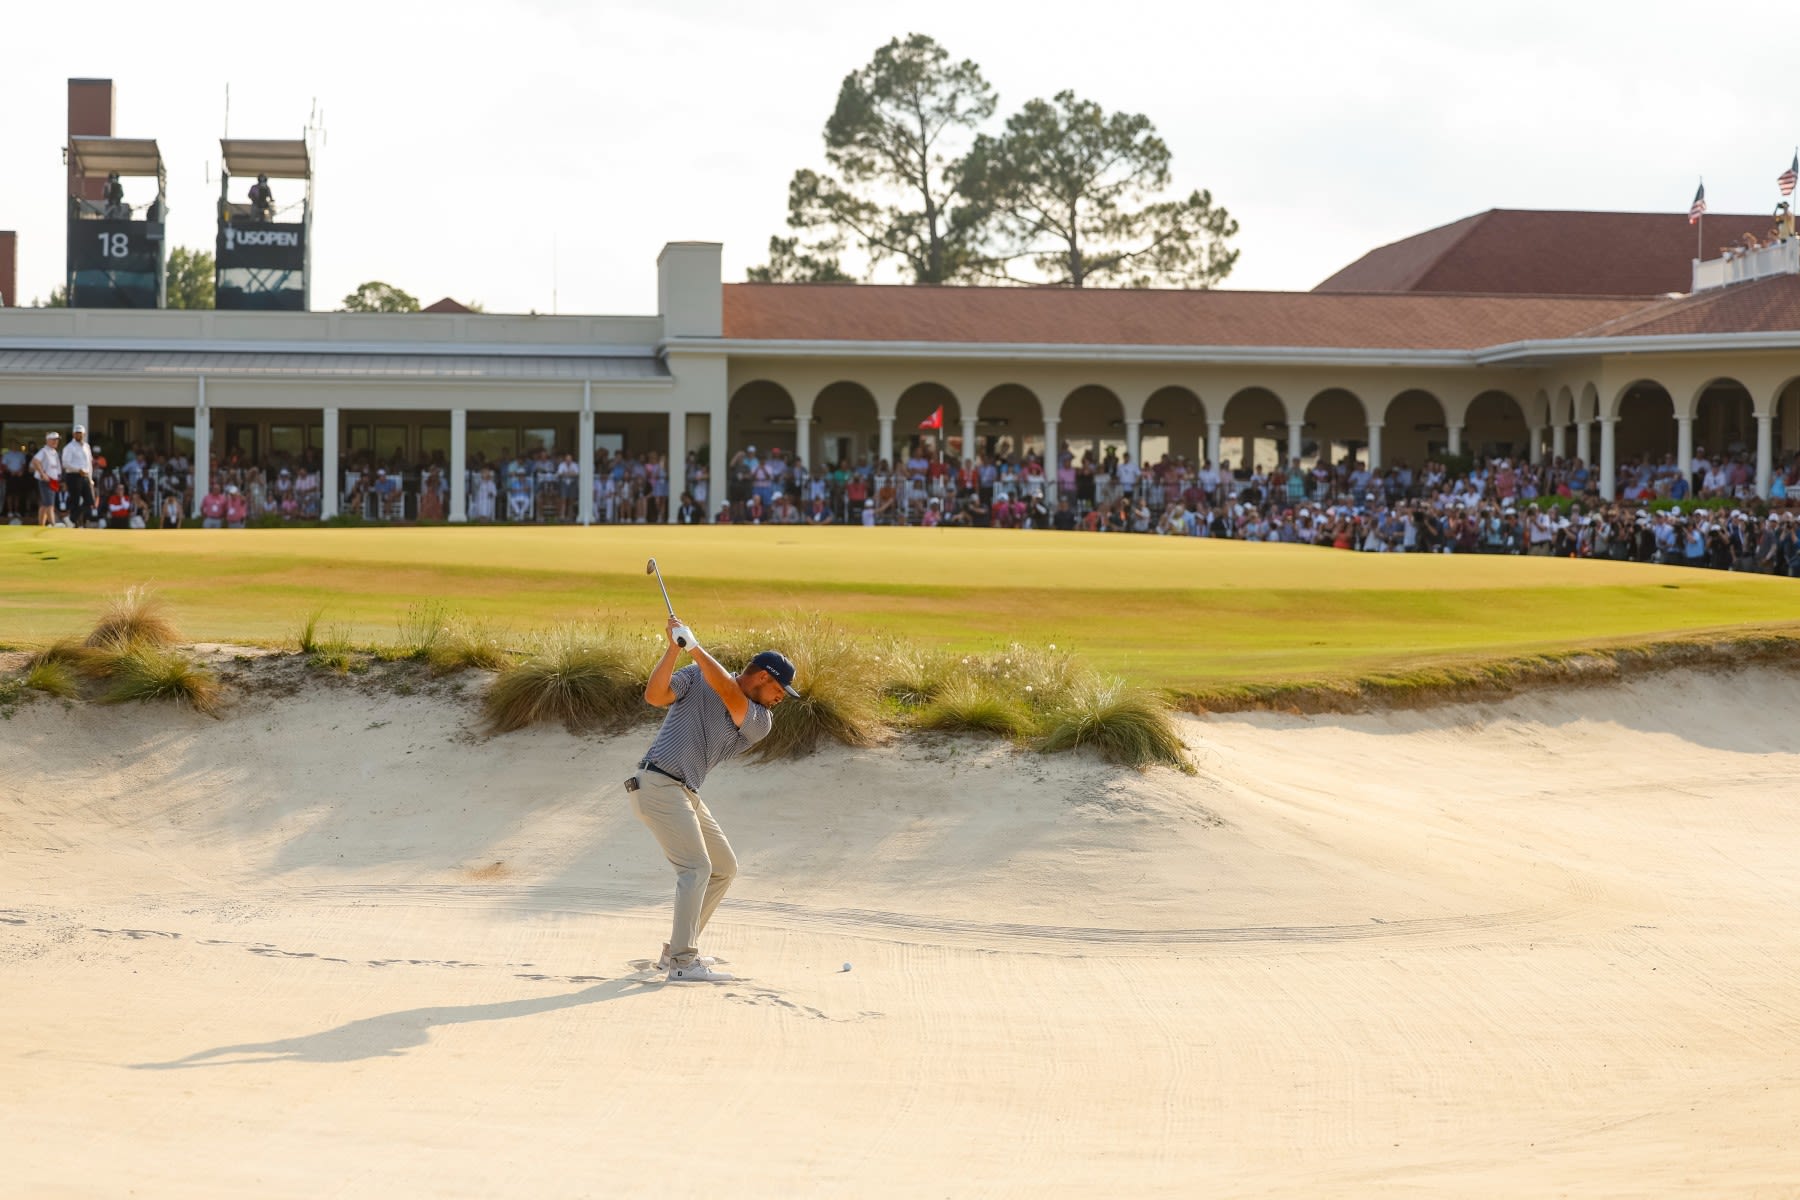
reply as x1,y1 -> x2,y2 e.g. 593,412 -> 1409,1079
749,33 -> 1238,289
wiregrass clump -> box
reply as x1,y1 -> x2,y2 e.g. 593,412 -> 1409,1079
740,620 -> 891,761
23,657 -> 81,698
426,617 -> 513,674
912,675 -> 1036,740
97,643 -> 222,715
87,587 -> 181,650
483,627 -> 656,733
1038,678 -> 1191,772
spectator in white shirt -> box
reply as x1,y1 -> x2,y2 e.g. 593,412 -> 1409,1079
61,425 -> 97,527
31,432 -> 63,526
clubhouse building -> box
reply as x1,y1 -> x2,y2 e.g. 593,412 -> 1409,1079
4,208 -> 1800,520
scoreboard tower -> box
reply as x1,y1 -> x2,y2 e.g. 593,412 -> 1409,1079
216,138 -> 312,310
66,137 -> 168,308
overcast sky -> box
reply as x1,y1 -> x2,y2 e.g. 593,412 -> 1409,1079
3,0 -> 1794,314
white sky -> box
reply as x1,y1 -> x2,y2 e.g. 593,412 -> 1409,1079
2,0 -> 1794,313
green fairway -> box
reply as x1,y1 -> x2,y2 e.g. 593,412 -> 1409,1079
3,525 -> 1796,688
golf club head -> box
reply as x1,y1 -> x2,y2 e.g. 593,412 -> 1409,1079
645,558 -> 657,575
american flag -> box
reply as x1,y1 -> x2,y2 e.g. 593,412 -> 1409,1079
1688,181 -> 1707,225
1780,153 -> 1798,197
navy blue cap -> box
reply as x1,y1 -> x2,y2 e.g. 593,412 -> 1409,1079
747,650 -> 801,698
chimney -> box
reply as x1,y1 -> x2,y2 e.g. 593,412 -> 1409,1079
68,78 -> 115,204
0,232 -> 16,307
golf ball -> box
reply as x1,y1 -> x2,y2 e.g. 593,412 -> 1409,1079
842,962 -> 852,972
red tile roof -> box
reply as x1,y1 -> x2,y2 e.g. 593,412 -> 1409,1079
1315,209 -> 1776,297
721,282 -> 1652,352
1576,273 -> 1800,338
423,297 -> 475,313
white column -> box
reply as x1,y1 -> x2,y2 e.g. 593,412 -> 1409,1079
708,411 -> 727,522
1523,425 -> 1541,466
961,414 -> 977,465
1551,424 -> 1567,461
1447,423 -> 1463,456
1756,412 -> 1774,498
1286,421 -> 1303,464
578,382 -> 595,526
322,408 -> 339,518
1205,420 -> 1223,470
794,413 -> 812,473
1676,415 -> 1694,481
878,415 -> 894,469
449,408 -> 467,523
190,380 -> 208,517
666,407 -> 686,524
1598,417 -> 1617,501
1576,420 -> 1591,465
1366,422 -> 1383,470
73,404 -> 91,437
1125,418 -> 1142,469
1043,416 -> 1060,505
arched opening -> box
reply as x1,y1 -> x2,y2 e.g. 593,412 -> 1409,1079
1463,390 -> 1529,461
1219,387 -> 1286,474
811,380 -> 877,473
1383,389 -> 1447,469
896,382 -> 961,463
726,380 -> 796,510
1777,377 -> 1800,493
1141,385 -> 1205,469
1614,380 -> 1677,469
1059,384 -> 1126,476
977,384 -> 1043,464
1302,388 -> 1368,471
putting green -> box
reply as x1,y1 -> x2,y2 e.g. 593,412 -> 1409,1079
2,525 -> 1796,688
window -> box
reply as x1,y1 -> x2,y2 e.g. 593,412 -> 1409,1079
468,427 -> 516,466
420,426 -> 450,464
270,425 -> 305,456
523,426 -> 557,453
376,425 -> 408,463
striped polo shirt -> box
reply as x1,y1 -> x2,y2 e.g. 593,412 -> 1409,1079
641,664 -> 772,791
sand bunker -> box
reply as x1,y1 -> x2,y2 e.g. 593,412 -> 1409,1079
4,663 -> 1798,1197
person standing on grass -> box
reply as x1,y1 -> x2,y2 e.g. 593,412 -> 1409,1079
31,432 -> 63,526
631,616 -> 799,984
61,425 -> 97,528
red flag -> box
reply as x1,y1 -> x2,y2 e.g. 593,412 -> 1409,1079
918,405 -> 943,430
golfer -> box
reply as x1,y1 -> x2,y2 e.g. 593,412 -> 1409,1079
632,615 -> 799,983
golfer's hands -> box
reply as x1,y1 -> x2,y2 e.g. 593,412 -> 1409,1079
666,615 -> 695,651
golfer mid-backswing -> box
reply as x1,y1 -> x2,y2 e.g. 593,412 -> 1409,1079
631,615 -> 799,983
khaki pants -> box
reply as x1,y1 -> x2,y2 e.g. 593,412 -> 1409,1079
629,770 -> 738,966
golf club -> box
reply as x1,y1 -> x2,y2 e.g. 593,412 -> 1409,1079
645,558 -> 693,647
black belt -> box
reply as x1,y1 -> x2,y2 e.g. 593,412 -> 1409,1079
639,761 -> 688,788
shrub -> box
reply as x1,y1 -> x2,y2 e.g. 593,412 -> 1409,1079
879,641 -> 955,707
484,628 -> 654,733
1037,679 -> 1190,771
100,644 -> 222,715
87,587 -> 180,650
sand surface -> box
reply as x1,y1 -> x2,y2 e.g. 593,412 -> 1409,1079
4,664 -> 1799,1197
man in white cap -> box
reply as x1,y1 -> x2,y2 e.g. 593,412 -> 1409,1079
61,425 -> 97,528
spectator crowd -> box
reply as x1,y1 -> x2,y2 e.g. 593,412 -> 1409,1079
8,427 -> 1800,575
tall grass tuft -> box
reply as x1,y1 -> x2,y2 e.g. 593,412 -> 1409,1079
1038,679 -> 1190,772
483,627 -> 655,733
28,637 -> 113,680
24,658 -> 81,698
296,608 -> 325,655
740,618 -> 891,761
87,587 -> 181,650
100,644 -> 222,715
912,675 -> 1037,740
426,616 -> 512,675
307,624 -> 362,673
379,602 -> 449,662
879,641 -> 955,708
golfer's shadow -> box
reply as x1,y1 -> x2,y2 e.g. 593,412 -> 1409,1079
130,977 -> 649,1070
